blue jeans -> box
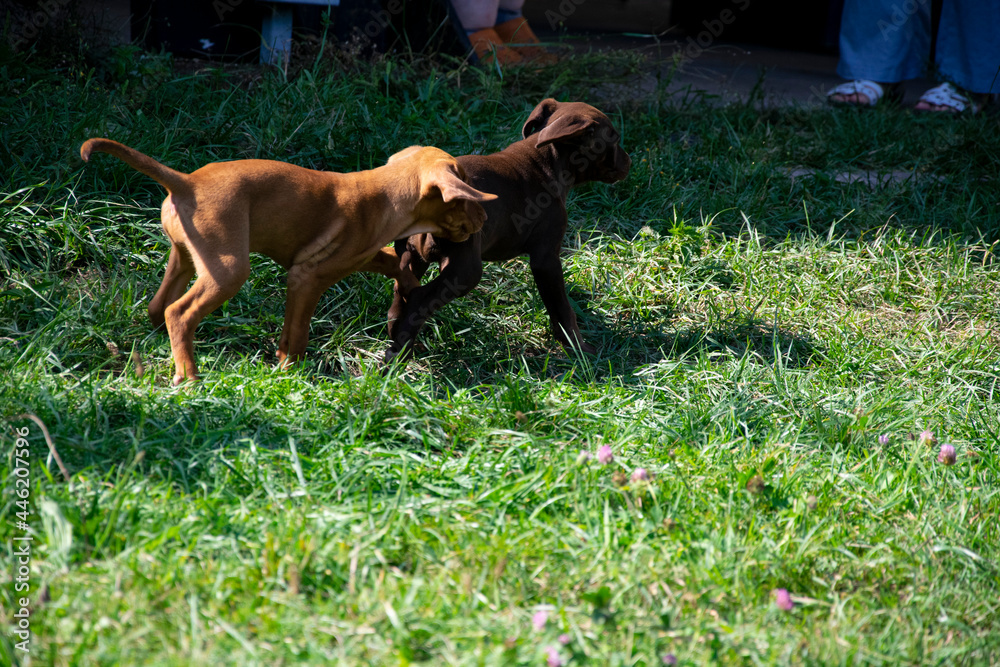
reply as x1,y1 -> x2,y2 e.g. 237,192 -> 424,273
838,0 -> 1000,93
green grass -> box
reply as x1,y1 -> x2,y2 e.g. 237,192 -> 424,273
1,42 -> 999,666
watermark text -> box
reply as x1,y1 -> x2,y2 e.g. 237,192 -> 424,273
11,425 -> 33,654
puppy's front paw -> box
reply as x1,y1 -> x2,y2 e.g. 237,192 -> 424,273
384,339 -> 417,365
560,338 -> 596,356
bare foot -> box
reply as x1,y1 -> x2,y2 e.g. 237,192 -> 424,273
913,101 -> 961,113
914,83 -> 982,114
829,92 -> 872,105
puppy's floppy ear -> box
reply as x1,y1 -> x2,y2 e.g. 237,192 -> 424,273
531,115 -> 598,148
421,162 -> 495,240
523,99 -> 598,147
521,98 -> 560,139
422,162 -> 498,204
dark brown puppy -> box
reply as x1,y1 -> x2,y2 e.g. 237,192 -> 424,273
385,99 -> 631,362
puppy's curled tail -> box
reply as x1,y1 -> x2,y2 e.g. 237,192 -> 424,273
80,138 -> 189,193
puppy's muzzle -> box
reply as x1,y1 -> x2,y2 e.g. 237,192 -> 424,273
601,147 -> 632,183
438,200 -> 486,242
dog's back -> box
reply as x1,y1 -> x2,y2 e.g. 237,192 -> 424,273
457,147 -> 546,260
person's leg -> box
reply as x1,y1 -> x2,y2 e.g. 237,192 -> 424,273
451,0 -> 524,64
494,0 -> 555,61
496,0 -> 525,23
933,0 -> 1000,94
450,0 -> 499,30
832,0 -> 931,104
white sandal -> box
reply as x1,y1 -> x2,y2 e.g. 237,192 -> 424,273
826,80 -> 890,107
916,82 -> 981,114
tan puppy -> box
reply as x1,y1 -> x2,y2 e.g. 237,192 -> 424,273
80,139 -> 496,384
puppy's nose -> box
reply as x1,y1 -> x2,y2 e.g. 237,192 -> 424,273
616,149 -> 632,176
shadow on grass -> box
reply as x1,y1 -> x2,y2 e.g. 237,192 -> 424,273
419,298 -> 821,389
6,364 -> 458,491
664,319 -> 821,370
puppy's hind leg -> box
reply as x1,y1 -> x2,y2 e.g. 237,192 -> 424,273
163,259 -> 250,384
148,243 -> 195,329
277,265 -> 340,367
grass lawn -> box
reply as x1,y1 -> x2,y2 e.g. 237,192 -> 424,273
1,41 -> 999,666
